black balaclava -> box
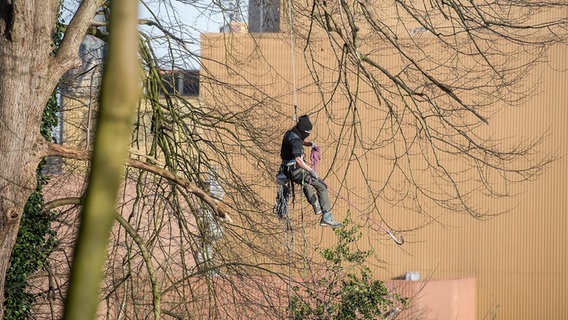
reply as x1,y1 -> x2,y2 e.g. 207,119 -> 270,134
295,115 -> 312,140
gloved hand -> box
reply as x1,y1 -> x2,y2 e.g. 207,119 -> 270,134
309,169 -> 319,180
311,141 -> 318,149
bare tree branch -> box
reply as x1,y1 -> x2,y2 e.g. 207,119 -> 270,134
44,141 -> 233,222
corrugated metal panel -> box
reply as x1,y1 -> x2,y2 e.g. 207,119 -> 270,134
201,33 -> 567,319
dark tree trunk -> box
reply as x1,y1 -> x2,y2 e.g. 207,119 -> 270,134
0,1 -> 100,316
0,3 -> 57,315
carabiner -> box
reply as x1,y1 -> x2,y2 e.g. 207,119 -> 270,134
387,230 -> 405,245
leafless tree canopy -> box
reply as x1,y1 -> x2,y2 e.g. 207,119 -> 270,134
1,0 -> 565,318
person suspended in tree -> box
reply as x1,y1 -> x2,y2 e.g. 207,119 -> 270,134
279,115 -> 342,228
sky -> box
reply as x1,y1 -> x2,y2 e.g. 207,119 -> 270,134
62,0 -> 247,69
138,0 -> 246,68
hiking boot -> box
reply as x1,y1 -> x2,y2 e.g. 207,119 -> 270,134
319,211 -> 342,228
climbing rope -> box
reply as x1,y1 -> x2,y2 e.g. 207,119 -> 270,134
274,175 -> 292,220
274,175 -> 294,319
287,0 -> 298,121
308,147 -> 405,245
322,180 -> 405,245
310,145 -> 322,170
283,213 -> 294,320
284,1 -> 299,317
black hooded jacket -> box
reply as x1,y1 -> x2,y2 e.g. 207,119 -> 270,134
280,127 -> 305,162
280,115 -> 312,162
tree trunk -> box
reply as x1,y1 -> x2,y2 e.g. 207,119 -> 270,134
0,1 -> 101,316
0,2 -> 58,316
62,0 -> 141,317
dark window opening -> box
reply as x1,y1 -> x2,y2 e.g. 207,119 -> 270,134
161,70 -> 199,97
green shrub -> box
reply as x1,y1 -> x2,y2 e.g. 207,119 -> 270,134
290,217 -> 407,319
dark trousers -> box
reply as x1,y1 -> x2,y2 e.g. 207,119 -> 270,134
287,166 -> 331,213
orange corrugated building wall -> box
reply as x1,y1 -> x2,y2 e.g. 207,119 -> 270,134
199,18 -> 567,320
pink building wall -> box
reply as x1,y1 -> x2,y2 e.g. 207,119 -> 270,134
387,277 -> 476,320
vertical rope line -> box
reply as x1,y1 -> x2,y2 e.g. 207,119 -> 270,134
284,216 -> 293,320
301,176 -> 308,273
287,0 -> 298,120
286,1 -> 298,316
300,174 -> 332,319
